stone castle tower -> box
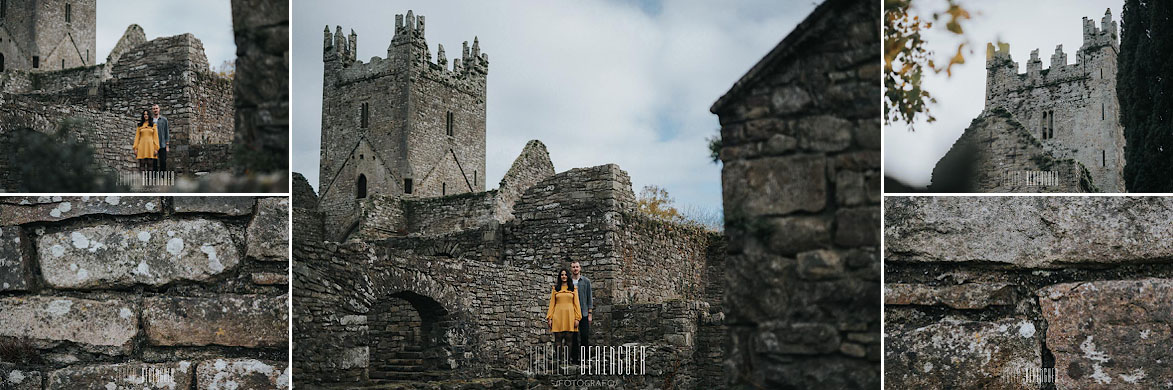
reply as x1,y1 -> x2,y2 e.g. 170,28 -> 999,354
318,10 -> 488,219
984,9 -> 1125,192
0,0 -> 96,72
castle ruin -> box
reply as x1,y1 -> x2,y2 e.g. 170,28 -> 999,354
933,9 -> 1124,192
984,9 -> 1124,192
317,10 -> 487,239
296,10 -> 728,389
0,0 -> 234,190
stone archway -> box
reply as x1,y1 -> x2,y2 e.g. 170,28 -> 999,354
360,265 -> 476,382
369,291 -> 456,380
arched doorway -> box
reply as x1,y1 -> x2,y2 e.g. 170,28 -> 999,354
368,291 -> 463,381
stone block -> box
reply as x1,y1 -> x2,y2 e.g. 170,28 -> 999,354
0,226 -> 32,291
0,363 -> 39,390
1039,279 -> 1173,388
752,322 -> 840,355
885,318 -> 1040,389
796,249 -> 844,280
763,215 -> 831,256
251,272 -> 288,285
834,169 -> 867,207
247,197 -> 290,261
196,359 -> 289,390
722,154 -> 826,216
0,296 -> 138,353
143,294 -> 287,348
795,115 -> 853,152
173,196 -> 256,215
37,219 -> 239,288
833,207 -> 879,247
885,197 -> 1173,267
46,361 -> 193,390
0,196 -> 162,225
884,283 -> 1018,309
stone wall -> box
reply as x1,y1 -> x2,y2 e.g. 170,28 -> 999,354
984,11 -> 1124,192
0,92 -> 135,190
293,240 -> 549,384
0,196 -> 289,390
884,196 -> 1173,389
930,108 -> 1095,192
230,0 -> 289,173
711,0 -> 880,387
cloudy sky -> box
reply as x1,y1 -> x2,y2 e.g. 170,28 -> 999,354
884,0 -> 1121,187
96,1 -> 235,71
292,0 -> 823,216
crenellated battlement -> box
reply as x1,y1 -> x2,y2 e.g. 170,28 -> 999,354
1082,8 -> 1118,49
323,10 -> 488,87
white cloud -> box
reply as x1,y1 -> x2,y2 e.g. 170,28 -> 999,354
292,0 -> 819,213
885,0 -> 1121,187
96,0 -> 235,70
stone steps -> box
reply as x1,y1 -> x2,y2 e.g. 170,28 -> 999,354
369,370 -> 447,381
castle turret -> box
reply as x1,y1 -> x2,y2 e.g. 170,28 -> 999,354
319,10 -> 490,236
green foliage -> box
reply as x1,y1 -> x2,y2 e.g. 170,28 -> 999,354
884,0 -> 973,130
7,118 -> 124,192
706,134 -> 722,163
1119,0 -> 1173,191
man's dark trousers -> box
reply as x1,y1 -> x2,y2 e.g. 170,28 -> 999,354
157,148 -> 167,171
573,318 -> 590,364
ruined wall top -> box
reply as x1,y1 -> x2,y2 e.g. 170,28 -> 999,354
322,10 -> 488,88
985,9 -> 1117,76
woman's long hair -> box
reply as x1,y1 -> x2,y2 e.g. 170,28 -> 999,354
554,268 -> 574,292
138,110 -> 153,127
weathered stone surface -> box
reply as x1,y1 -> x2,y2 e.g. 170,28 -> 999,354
1039,279 -> 1173,389
797,250 -> 844,280
174,196 -> 256,215
196,358 -> 289,390
0,226 -> 32,291
37,219 -> 239,288
0,363 -> 40,390
144,294 -> 287,348
46,361 -> 193,390
0,196 -> 161,225
762,215 -> 831,256
885,196 -> 1173,267
885,318 -> 1040,389
885,283 -> 1018,309
834,206 -> 879,247
722,154 -> 826,216
0,296 -> 138,353
247,198 -> 289,261
250,272 -> 288,285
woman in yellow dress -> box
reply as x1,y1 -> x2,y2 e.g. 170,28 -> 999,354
132,109 -> 159,171
546,268 -> 581,361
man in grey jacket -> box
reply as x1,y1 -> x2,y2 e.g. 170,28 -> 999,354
152,104 -> 170,171
569,260 -> 592,364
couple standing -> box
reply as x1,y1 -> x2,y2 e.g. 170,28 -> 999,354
132,104 -> 170,171
545,260 -> 593,365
